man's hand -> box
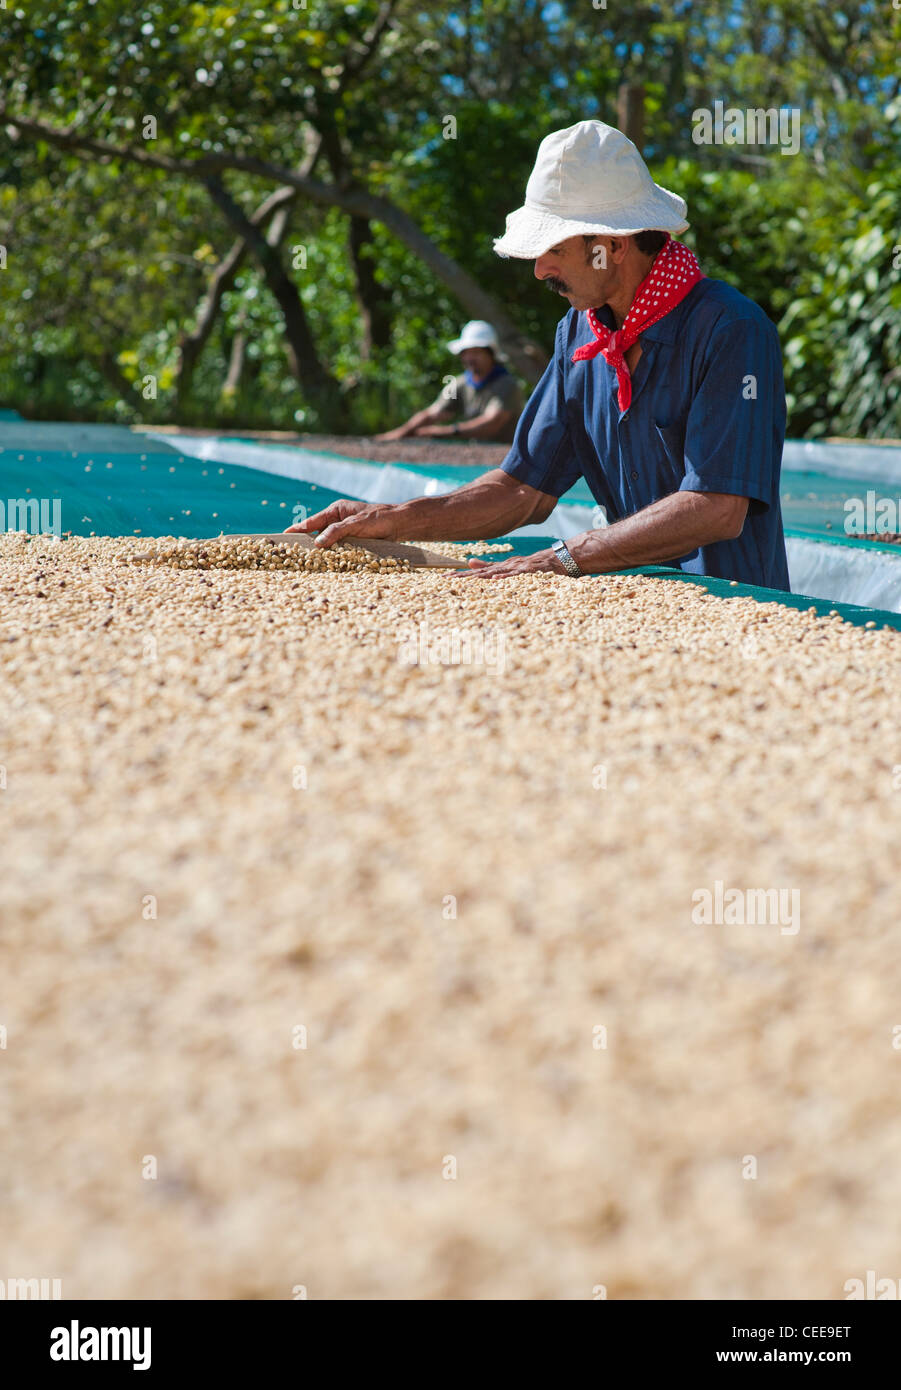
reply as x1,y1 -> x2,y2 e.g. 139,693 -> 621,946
285,498 -> 402,548
453,549 -> 568,579
372,427 -> 409,442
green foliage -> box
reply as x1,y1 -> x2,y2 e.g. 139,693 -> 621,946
1,1 -> 900,436
779,181 -> 901,438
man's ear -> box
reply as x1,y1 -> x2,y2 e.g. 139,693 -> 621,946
607,236 -> 630,263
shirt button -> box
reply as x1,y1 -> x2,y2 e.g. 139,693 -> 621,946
631,470 -> 639,480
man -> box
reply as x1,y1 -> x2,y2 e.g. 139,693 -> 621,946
373,320 -> 523,445
291,120 -> 790,589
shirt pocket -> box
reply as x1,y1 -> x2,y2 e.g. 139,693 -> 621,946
653,419 -> 687,487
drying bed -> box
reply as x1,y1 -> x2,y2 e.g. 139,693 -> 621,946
2,533 -> 900,1299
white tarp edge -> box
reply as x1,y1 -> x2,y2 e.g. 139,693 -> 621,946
782,439 -> 901,485
786,535 -> 901,612
154,435 -> 597,542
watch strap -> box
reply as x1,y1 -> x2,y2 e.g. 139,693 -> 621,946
552,539 -> 582,577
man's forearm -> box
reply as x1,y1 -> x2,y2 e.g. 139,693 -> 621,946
400,405 -> 446,437
381,471 -> 545,542
424,410 -> 510,441
567,490 -> 747,573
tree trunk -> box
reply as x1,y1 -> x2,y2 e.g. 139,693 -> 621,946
317,105 -> 394,356
176,136 -> 322,405
98,351 -> 135,404
617,83 -> 646,151
347,215 -> 393,353
176,237 -> 249,407
204,176 -> 340,417
222,305 -> 248,399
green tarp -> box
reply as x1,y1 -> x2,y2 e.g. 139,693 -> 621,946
1,419 -> 899,631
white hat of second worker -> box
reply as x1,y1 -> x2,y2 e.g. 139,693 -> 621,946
494,120 -> 689,259
447,320 -> 501,353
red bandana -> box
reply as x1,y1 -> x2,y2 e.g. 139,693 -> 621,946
571,236 -> 703,412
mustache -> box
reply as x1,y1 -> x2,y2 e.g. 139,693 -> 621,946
544,276 -> 571,295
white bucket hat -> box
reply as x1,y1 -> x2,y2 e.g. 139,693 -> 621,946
494,120 -> 689,259
447,320 -> 501,354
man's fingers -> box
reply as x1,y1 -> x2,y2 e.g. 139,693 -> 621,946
284,509 -> 337,534
451,558 -> 493,575
314,511 -> 390,548
285,498 -> 400,548
313,518 -> 358,548
453,560 -> 521,579
284,500 -> 367,535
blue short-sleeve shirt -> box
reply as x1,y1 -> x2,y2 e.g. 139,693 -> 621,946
501,278 -> 790,590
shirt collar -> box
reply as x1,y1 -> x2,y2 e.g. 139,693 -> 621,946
464,362 -> 508,389
593,286 -> 700,344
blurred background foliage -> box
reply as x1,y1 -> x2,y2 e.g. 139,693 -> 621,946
0,0 -> 899,437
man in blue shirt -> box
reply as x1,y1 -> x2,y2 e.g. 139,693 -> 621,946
289,121 -> 790,591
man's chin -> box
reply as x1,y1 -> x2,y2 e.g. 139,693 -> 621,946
550,287 -> 592,310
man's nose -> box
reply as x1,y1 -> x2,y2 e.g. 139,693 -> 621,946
533,255 -> 554,281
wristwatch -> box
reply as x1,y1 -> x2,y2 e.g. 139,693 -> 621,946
551,539 -> 582,576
